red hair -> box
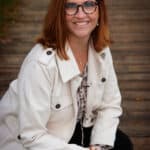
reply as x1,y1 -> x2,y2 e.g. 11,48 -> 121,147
37,0 -> 111,60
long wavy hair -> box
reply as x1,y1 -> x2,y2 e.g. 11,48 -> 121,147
37,0 -> 111,60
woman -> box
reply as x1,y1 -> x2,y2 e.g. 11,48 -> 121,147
0,0 -> 133,150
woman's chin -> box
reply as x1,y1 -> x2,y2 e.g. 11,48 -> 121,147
70,33 -> 90,40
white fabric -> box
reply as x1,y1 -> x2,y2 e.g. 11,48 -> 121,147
0,43 -> 122,150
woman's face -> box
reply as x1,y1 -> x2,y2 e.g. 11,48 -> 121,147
65,0 -> 99,41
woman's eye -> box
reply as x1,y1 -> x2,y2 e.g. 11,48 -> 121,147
84,1 -> 96,7
65,2 -> 77,9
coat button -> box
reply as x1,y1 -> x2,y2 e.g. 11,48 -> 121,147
55,104 -> 61,109
46,51 -> 52,55
101,53 -> 106,59
101,77 -> 106,82
17,135 -> 21,140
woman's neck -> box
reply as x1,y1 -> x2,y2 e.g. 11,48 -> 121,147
68,36 -> 89,53
68,36 -> 89,74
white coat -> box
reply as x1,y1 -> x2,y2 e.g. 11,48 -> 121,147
0,43 -> 122,150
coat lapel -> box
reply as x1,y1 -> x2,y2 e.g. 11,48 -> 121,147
56,42 -> 108,119
56,44 -> 80,83
56,43 -> 82,117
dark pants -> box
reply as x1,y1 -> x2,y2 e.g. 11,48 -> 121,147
69,122 -> 133,150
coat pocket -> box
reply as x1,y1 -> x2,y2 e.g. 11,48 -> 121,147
49,96 -> 74,123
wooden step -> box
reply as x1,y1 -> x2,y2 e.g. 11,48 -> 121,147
119,81 -> 150,91
113,55 -> 150,65
117,73 -> 150,81
131,137 -> 150,150
106,0 -> 150,8
111,33 -> 150,43
111,42 -> 150,51
108,9 -> 150,20
121,90 -> 150,101
110,22 -> 150,33
19,0 -> 49,10
116,64 -> 150,73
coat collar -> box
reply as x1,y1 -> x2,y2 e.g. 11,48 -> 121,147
56,43 -> 80,83
56,42 -> 107,83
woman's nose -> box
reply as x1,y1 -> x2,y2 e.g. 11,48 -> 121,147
75,7 -> 87,18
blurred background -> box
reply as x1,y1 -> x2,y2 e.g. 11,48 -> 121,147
0,0 -> 150,149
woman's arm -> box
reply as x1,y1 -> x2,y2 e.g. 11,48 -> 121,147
90,48 -> 122,147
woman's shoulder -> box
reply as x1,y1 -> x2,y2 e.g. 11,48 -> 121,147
100,46 -> 111,55
99,46 -> 114,65
18,43 -> 57,82
23,43 -> 56,66
99,46 -> 111,59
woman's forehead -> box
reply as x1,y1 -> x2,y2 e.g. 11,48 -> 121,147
66,0 -> 96,3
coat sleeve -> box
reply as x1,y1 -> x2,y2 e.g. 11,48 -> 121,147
17,60 -> 87,150
90,48 -> 122,147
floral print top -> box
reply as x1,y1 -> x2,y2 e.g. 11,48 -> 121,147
76,65 -> 111,150
77,64 -> 88,122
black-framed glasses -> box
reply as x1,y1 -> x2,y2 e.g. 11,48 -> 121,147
65,1 -> 98,16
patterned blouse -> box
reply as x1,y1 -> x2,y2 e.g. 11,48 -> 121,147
76,65 -> 111,150
77,64 -> 88,122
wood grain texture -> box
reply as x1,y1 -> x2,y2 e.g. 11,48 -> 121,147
106,0 -> 150,149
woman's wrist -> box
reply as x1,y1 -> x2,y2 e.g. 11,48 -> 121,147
90,144 -> 112,150
89,145 -> 101,150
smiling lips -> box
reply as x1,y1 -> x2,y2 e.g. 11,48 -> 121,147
73,21 -> 89,26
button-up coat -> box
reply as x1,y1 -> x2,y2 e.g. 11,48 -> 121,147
0,43 -> 122,150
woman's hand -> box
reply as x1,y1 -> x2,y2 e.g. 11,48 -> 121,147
89,145 -> 101,150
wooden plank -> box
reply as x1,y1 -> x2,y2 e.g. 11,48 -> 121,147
111,33 -> 150,43
6,25 -> 40,36
122,111 -> 150,120
120,119 -> 150,137
0,81 -> 13,88
131,137 -> 150,150
16,10 -> 46,21
120,99 -> 150,136
122,100 -> 150,111
0,74 -> 17,81
2,32 -> 39,40
0,67 -> 19,75
106,0 -> 150,8
118,73 -> 150,81
0,44 -> 33,54
19,0 -> 49,11
111,49 -> 150,56
110,23 -> 150,33
121,91 -> 150,101
108,15 -> 150,23
122,102 -> 150,121
119,81 -> 150,90
115,64 -> 150,73
111,42 -> 150,51
113,55 -> 150,65
108,8 -> 150,19
0,54 -> 25,65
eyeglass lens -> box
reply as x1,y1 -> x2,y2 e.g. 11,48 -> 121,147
65,1 -> 98,15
